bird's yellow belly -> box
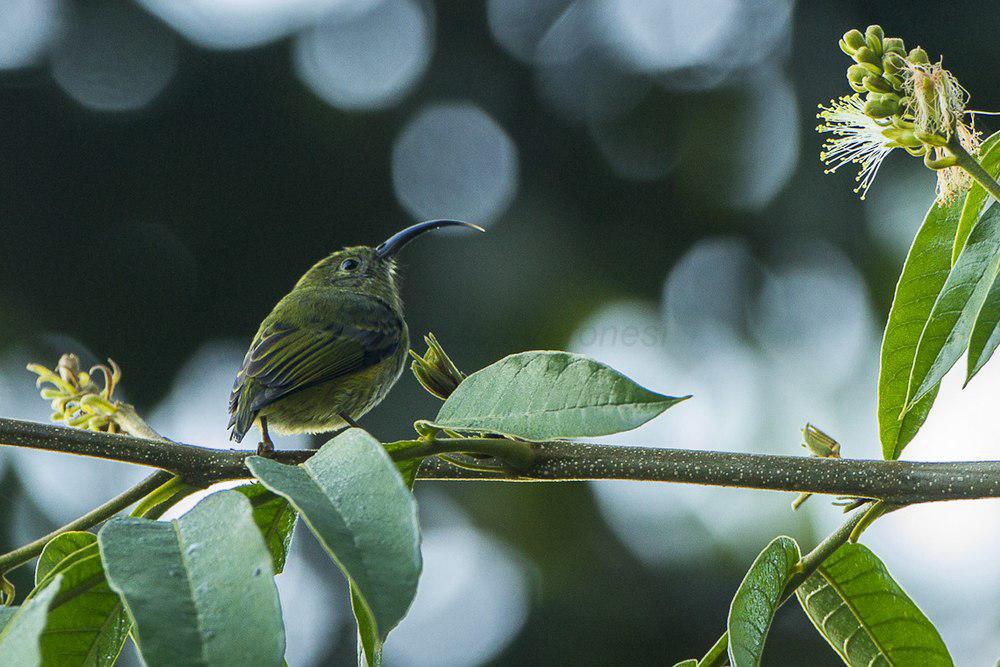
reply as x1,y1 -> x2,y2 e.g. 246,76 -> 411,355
258,354 -> 404,435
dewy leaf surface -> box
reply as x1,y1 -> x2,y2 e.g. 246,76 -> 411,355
247,428 -> 421,667
796,544 -> 952,666
98,490 -> 285,667
431,351 -> 689,441
727,536 -> 800,667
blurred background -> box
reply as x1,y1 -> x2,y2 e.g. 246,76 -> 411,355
1,0 -> 998,664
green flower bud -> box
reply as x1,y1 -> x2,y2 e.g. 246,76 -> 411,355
863,75 -> 893,94
802,424 -> 841,458
846,65 -> 869,91
409,333 -> 465,400
881,127 -> 922,148
883,52 -> 906,75
864,94 -> 899,119
852,46 -> 882,69
908,47 -> 930,64
882,37 -> 905,55
864,25 -> 884,56
841,29 -> 866,54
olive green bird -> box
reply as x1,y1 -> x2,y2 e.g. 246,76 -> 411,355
228,219 -> 483,452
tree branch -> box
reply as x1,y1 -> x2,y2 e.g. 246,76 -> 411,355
1,418 -> 998,503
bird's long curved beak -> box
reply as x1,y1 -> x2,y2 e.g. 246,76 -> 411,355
375,219 -> 485,259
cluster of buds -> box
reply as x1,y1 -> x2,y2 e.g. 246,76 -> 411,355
27,354 -> 122,432
819,25 -> 978,201
409,333 -> 465,400
792,423 -> 842,510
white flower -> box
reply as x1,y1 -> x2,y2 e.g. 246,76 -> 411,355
817,94 -> 895,200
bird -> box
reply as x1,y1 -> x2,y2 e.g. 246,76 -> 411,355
228,219 -> 484,453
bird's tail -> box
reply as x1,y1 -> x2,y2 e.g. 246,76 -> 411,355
228,380 -> 260,444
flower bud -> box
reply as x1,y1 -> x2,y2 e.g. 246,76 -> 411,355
908,47 -> 930,64
846,65 -> 869,91
852,46 -> 882,70
409,333 -> 465,400
802,424 -> 841,458
841,29 -> 866,54
57,353 -> 81,386
882,52 -> 906,75
864,94 -> 900,118
864,25 -> 884,56
882,37 -> 906,55
862,75 -> 893,94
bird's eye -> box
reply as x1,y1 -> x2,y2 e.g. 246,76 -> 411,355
340,259 -> 360,272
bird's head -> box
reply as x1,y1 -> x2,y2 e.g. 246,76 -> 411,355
295,219 -> 484,303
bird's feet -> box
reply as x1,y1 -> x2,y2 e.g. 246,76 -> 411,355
256,416 -> 275,456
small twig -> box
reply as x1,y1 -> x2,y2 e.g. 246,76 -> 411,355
697,505 -> 883,667
0,470 -> 174,577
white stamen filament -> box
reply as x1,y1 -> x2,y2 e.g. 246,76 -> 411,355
817,95 -> 895,200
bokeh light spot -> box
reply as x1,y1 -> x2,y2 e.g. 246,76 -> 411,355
51,2 -> 177,112
136,0 -> 380,51
392,103 -> 518,226
294,0 -> 432,112
0,0 -> 61,70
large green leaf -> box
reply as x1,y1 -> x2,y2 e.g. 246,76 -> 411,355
905,203 -> 1000,409
247,428 -> 421,667
966,272 -> 1000,383
0,607 -> 15,629
878,197 -> 962,459
98,490 -> 285,667
32,531 -> 129,667
952,130 -> 1000,264
727,536 -> 800,667
429,351 -> 689,441
236,483 -> 297,574
796,544 -> 952,666
0,574 -> 61,667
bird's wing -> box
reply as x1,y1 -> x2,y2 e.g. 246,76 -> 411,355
229,300 -> 403,418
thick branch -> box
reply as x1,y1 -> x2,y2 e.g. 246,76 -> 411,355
1,418 -> 998,503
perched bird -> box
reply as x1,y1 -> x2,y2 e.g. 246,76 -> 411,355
228,219 -> 483,452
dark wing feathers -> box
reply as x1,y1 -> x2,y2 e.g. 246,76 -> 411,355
229,299 -> 403,428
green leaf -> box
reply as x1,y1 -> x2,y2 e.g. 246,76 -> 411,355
98,490 -> 285,667
878,197 -> 962,459
0,574 -> 61,667
905,203 -> 1000,410
235,483 -> 298,574
796,544 -> 952,666
727,536 -> 800,667
966,272 -> 1000,383
0,607 -> 15,629
952,130 -> 1000,264
247,428 -> 421,667
429,351 -> 689,441
32,531 -> 129,667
